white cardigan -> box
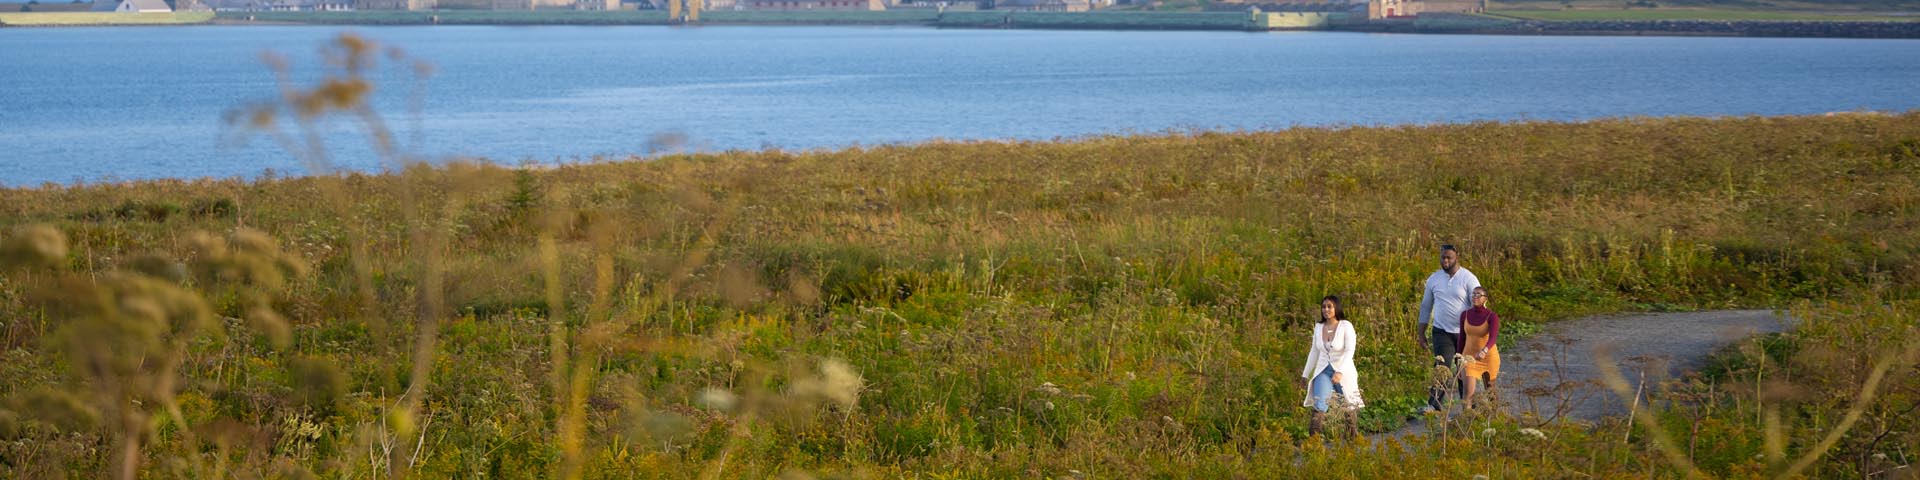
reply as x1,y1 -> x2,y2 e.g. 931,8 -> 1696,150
1300,320 -> 1364,409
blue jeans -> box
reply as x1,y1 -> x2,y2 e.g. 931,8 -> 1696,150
1310,365 -> 1346,412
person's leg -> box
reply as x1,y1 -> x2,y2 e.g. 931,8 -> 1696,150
1454,333 -> 1468,401
1311,365 -> 1335,413
1309,366 -> 1335,436
1428,326 -> 1460,409
1464,376 -> 1480,410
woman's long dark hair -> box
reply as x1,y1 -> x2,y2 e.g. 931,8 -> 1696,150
1320,295 -> 1347,324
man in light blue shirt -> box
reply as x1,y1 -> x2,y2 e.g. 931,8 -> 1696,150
1417,244 -> 1479,411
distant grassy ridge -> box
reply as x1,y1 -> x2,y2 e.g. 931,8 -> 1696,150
0,11 -> 213,25
1490,8 -> 1920,22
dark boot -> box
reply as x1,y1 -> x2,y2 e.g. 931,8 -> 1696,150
1345,410 -> 1362,438
1308,412 -> 1325,437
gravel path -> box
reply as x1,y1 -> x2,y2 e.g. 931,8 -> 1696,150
1372,309 -> 1794,441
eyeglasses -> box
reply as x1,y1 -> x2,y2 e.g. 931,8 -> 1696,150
1472,293 -> 1488,298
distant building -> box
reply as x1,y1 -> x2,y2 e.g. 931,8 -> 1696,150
354,0 -> 431,10
488,0 -> 567,8
1410,0 -> 1481,14
738,0 -> 882,10
990,0 -> 1085,11
1366,0 -> 1401,18
92,0 -> 174,12
227,0 -> 351,10
1206,0 -> 1358,12
888,0 -> 979,10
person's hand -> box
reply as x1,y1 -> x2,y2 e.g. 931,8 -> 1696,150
1416,329 -> 1428,350
1331,372 -> 1344,385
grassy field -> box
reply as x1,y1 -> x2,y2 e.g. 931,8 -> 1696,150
0,35 -> 1917,478
1490,8 -> 1920,22
0,11 -> 213,25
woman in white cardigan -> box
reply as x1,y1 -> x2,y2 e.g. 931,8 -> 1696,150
1301,295 -> 1363,435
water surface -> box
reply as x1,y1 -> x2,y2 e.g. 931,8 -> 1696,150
2,26 -> 1917,185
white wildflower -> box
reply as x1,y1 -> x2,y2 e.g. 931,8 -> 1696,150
1518,428 -> 1547,440
697,388 -> 737,411
793,359 -> 863,408
1037,382 -> 1062,396
1482,428 -> 1497,437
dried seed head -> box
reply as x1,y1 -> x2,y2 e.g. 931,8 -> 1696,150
793,359 -> 863,408
249,307 -> 292,350
785,273 -> 821,306
697,388 -> 738,412
0,224 -> 68,269
290,356 -> 348,411
124,253 -> 189,283
0,409 -> 19,440
1036,382 -> 1062,396
715,263 -> 767,309
8,388 -> 100,433
230,228 -> 278,256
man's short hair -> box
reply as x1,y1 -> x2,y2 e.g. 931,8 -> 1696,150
1440,244 -> 1457,253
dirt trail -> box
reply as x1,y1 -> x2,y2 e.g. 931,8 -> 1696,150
1371,309 -> 1794,442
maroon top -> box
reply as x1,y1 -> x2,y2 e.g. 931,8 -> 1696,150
1460,306 -> 1499,349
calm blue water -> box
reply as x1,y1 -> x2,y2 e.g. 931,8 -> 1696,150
1,26 -> 1918,185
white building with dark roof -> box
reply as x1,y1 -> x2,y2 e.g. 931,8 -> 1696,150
94,0 -> 174,12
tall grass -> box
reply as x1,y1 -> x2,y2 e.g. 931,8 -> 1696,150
0,34 -> 1916,477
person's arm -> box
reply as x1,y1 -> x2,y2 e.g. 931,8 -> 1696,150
1334,322 -> 1355,383
1302,334 -> 1320,382
1417,277 -> 1434,329
1416,276 -> 1433,347
1485,311 -> 1499,350
1340,322 -> 1356,360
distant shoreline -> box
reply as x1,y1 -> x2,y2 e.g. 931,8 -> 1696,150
7,10 -> 1920,39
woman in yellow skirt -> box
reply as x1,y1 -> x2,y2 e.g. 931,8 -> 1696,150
1459,286 -> 1501,410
